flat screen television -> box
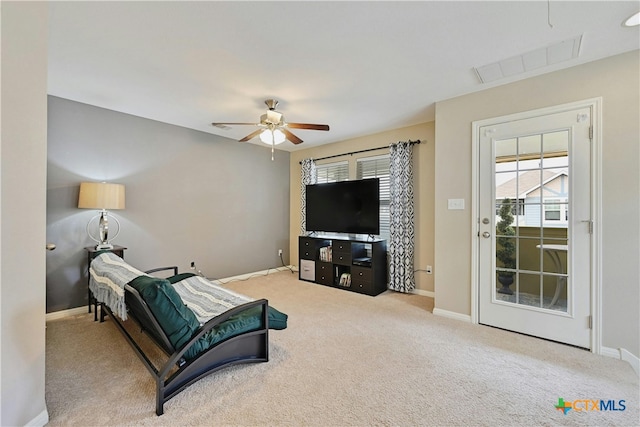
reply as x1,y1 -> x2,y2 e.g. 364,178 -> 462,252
305,178 -> 380,235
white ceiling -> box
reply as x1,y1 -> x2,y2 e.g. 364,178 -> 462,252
48,1 -> 639,151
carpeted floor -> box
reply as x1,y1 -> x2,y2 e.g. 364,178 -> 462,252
45,271 -> 639,426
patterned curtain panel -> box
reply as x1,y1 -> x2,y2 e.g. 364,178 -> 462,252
388,142 -> 415,293
300,158 -> 317,234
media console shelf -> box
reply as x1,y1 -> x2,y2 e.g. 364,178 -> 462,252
299,235 -> 388,296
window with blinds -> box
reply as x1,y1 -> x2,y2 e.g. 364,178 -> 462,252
315,161 -> 349,183
357,155 -> 390,240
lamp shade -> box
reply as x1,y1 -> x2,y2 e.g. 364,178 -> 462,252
78,182 -> 125,210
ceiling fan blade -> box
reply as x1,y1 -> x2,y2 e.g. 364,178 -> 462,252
238,128 -> 264,142
212,122 -> 258,127
286,123 -> 329,131
281,128 -> 303,145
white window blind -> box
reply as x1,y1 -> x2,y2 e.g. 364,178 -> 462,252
316,161 -> 349,183
357,155 -> 390,240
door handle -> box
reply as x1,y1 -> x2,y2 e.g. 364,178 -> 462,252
482,232 -> 491,238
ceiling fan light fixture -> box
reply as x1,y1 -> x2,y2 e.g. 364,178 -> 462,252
212,99 -> 328,148
260,128 -> 286,145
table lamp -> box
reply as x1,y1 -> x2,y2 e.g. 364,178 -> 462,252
78,182 -> 125,249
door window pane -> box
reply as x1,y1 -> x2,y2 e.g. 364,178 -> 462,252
494,131 -> 569,313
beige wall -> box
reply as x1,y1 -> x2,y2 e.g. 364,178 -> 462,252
289,123 -> 435,294
288,51 -> 639,358
434,51 -> 639,357
1,2 -> 49,425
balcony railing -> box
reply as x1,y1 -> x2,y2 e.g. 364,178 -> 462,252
496,226 -> 567,298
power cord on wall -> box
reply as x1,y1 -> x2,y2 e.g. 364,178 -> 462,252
209,266 -> 294,285
280,252 -> 294,274
190,258 -> 295,286
190,261 -> 205,277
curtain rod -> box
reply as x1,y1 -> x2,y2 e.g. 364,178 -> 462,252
299,139 -> 421,164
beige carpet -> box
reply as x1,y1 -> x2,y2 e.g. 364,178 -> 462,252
46,271 -> 638,426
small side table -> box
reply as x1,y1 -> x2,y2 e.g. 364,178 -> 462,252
85,245 -> 127,321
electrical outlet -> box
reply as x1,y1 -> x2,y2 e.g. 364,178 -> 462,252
278,249 -> 283,256
426,265 -> 433,274
190,261 -> 195,269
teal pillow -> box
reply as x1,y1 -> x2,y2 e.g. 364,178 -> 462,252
128,276 -> 200,351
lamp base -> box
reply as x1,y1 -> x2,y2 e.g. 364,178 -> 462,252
86,211 -> 121,251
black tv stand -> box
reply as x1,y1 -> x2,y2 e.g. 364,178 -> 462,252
298,235 -> 387,296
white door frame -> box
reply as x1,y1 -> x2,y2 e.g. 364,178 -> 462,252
470,98 -> 602,354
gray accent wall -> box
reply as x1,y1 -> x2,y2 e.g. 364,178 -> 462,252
46,96 -> 290,313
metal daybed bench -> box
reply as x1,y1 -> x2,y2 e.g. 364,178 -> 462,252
89,251 -> 288,415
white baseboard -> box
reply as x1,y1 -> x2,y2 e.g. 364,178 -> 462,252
600,346 -> 639,377
412,289 -> 435,298
432,307 -> 472,323
46,306 -> 88,322
600,346 -> 620,359
620,348 -> 640,377
26,409 -> 49,427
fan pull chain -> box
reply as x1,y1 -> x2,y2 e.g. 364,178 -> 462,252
271,135 -> 275,161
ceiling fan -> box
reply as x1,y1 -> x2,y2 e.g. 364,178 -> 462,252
212,99 -> 329,146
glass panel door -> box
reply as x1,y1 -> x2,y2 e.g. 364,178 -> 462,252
477,104 -> 594,349
494,131 -> 569,312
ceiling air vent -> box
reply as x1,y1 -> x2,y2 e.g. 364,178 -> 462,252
474,34 -> 583,84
